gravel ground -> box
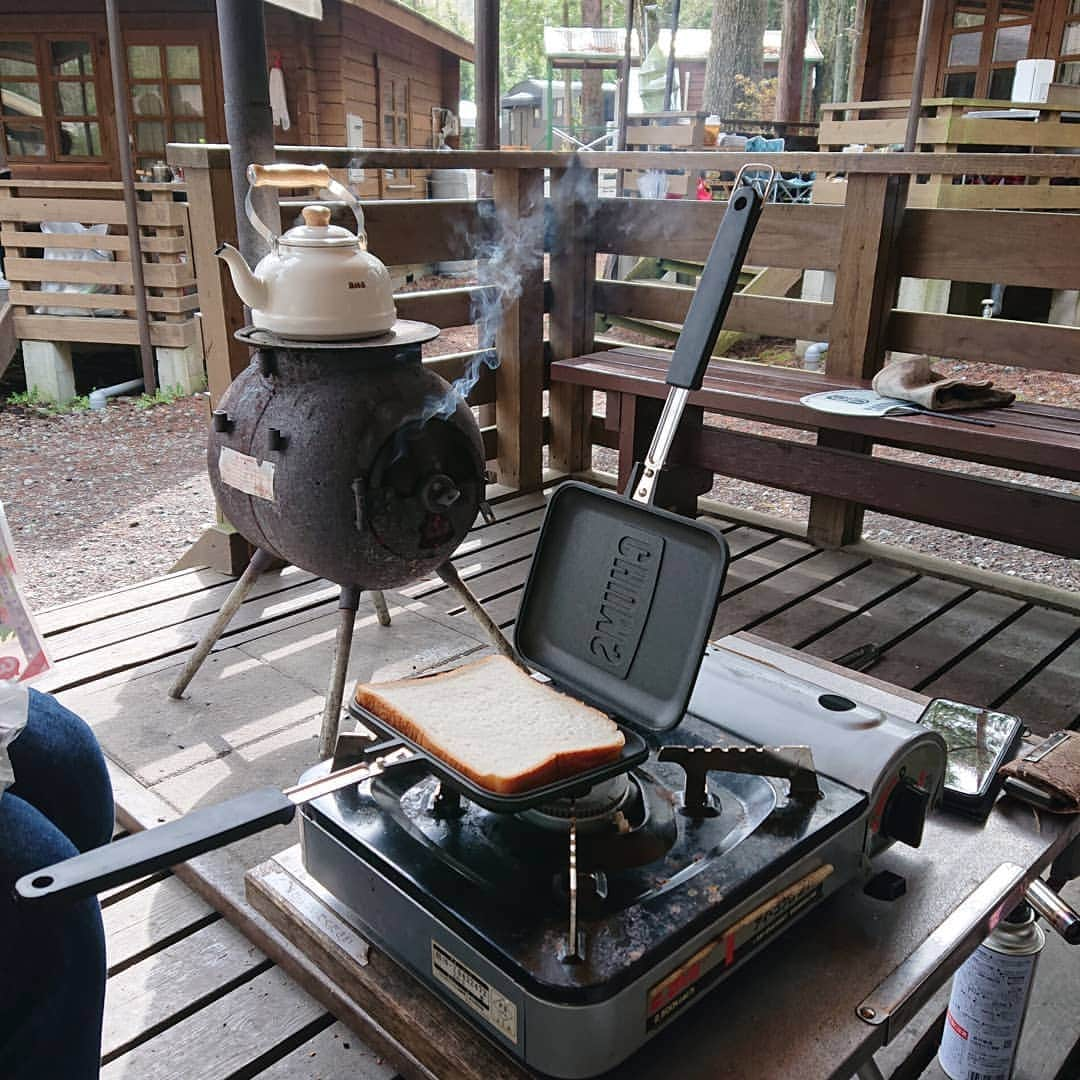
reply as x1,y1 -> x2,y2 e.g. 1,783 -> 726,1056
1,298 -> 1076,610
0,396 -> 217,610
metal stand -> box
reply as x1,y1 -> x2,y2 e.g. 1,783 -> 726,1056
167,548 -> 391,703
168,547 -> 277,700
435,560 -> 527,670
318,586 -> 362,760
171,553 -> 525,761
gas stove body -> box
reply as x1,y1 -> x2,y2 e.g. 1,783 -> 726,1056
298,648 -> 946,1078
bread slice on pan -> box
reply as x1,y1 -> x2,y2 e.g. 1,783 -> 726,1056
353,654 -> 625,794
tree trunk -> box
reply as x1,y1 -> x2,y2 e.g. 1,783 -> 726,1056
735,0 -> 765,85
703,0 -> 739,116
775,0 -> 807,122
581,0 -> 604,140
703,0 -> 765,117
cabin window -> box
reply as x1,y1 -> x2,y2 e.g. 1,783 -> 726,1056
126,39 -> 208,175
1058,0 -> 1080,84
942,0 -> 1034,99
379,70 -> 412,188
0,36 -> 104,161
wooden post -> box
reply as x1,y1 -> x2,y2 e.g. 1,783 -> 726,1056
492,167 -> 545,492
181,158 -> 249,405
808,171 -> 908,548
548,164 -> 597,475
904,0 -> 937,152
173,154 -> 252,574
776,0 -> 808,123
475,0 -> 499,149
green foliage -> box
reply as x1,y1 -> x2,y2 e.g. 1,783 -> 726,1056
5,387 -> 89,415
135,383 -> 189,410
732,74 -> 777,118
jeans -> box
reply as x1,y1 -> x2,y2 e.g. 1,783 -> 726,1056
0,689 -> 114,1079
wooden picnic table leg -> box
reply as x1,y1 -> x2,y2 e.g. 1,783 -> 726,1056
809,171 -> 908,548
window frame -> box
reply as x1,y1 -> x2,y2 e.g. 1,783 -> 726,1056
378,65 -> 414,191
123,32 -> 215,175
941,1 -> 1036,100
1056,0 -> 1080,86
0,33 -> 106,163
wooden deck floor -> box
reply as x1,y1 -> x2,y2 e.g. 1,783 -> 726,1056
35,485 -> 1080,1078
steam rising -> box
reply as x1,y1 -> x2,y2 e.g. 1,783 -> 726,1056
418,189 -> 546,424
416,159 -> 599,428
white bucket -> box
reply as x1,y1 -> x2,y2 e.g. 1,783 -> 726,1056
430,169 -> 476,277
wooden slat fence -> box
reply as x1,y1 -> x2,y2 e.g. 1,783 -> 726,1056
173,144 -> 1080,565
0,180 -> 200,350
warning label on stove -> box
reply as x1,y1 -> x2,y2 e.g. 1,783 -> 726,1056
431,940 -> 518,1045
218,447 -> 276,502
646,864 -> 833,1032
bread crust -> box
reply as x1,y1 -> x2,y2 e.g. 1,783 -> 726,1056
353,656 -> 624,794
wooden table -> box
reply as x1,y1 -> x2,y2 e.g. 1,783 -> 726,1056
245,634 -> 1080,1080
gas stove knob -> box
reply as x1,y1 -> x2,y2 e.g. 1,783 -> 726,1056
881,778 -> 931,849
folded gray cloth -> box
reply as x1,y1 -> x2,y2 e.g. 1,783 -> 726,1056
872,356 -> 1015,412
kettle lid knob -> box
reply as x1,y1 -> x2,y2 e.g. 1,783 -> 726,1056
301,205 -> 333,228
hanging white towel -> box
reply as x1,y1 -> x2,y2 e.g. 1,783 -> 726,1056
269,65 -> 291,131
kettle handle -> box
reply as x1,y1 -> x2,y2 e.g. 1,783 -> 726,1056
243,162 -> 367,251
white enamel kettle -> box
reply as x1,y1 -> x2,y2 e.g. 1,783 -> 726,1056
216,162 -> 397,340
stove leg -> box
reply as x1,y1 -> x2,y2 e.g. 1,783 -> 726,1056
168,547 -> 276,700
435,561 -> 528,671
370,589 -> 391,627
318,585 -> 362,760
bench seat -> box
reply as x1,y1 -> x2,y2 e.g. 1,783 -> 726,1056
551,346 -> 1080,558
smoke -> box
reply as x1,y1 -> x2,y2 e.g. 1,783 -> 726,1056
417,183 -> 547,425
416,158 -> 600,429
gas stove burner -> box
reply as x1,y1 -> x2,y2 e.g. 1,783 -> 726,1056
518,773 -> 632,832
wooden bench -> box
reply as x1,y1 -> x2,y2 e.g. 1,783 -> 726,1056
551,345 -> 1080,559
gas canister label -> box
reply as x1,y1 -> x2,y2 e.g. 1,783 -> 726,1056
938,943 -> 1038,1080
218,447 -> 276,502
431,940 -> 518,1044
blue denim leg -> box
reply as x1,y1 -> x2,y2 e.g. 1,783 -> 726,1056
0,792 -> 107,1080
8,689 -> 114,852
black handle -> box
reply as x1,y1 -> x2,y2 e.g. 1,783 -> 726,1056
15,787 -> 296,906
666,184 -> 765,391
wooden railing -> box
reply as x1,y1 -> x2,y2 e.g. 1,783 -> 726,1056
818,98 -> 1080,210
0,179 -> 200,349
170,143 -> 1080,563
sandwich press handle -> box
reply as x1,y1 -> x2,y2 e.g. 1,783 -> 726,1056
15,788 -> 296,906
631,180 -> 765,507
664,181 -> 765,392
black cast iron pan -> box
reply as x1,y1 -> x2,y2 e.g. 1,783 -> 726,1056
515,168 -> 772,734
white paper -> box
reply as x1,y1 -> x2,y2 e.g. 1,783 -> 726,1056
800,389 -> 920,418
0,501 -> 50,683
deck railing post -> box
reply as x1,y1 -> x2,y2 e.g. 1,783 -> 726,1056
808,170 -> 908,548
492,166 -> 545,492
179,152 -> 249,406
172,147 -> 254,574
548,163 -> 598,475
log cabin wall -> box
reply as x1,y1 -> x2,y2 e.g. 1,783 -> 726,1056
0,0 -> 222,181
267,0 -> 466,200
855,0 -> 1072,105
0,0 -> 466,195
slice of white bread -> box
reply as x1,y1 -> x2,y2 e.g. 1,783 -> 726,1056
353,654 -> 625,794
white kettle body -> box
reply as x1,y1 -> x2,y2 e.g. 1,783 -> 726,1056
216,163 -> 398,340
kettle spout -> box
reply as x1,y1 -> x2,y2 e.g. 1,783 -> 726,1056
215,242 -> 267,311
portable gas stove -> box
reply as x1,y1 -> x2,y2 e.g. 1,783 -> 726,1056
298,643 -> 947,1079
